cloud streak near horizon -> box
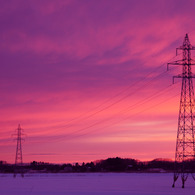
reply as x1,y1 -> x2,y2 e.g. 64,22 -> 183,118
0,0 -> 195,163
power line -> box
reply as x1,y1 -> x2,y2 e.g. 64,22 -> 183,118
49,87 -> 180,142
43,56 -> 180,133
27,64 -> 180,144
40,80 -> 179,143
26,55 -> 182,143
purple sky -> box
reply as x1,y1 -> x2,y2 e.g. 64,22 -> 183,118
1,0 -> 195,163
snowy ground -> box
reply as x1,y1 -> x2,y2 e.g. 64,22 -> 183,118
0,173 -> 195,195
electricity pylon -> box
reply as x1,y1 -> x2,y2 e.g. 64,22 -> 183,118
168,34 -> 195,188
14,124 -> 24,177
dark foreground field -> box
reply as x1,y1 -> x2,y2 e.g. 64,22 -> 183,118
0,173 -> 195,195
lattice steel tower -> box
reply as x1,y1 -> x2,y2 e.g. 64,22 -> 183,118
14,124 -> 24,177
168,34 -> 195,188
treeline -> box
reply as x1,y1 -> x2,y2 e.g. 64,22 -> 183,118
0,157 -> 176,173
1,157 -> 194,173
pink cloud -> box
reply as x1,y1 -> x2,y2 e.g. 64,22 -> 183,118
0,0 -> 195,163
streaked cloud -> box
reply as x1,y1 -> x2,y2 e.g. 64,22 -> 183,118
0,0 -> 195,163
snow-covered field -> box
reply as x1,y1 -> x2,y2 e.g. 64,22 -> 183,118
0,173 -> 195,195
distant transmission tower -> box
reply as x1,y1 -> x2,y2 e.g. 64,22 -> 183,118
14,124 -> 24,177
168,34 -> 195,188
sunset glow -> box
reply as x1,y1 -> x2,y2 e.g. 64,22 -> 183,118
1,0 -> 195,164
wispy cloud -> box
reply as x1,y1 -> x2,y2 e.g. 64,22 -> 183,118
0,0 -> 195,163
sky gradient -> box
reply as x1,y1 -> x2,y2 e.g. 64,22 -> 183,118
1,0 -> 195,164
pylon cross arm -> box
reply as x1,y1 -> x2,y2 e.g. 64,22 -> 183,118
172,74 -> 195,83
167,61 -> 195,71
